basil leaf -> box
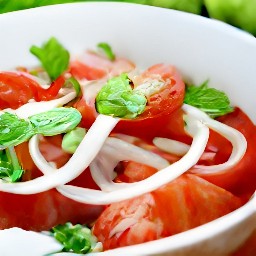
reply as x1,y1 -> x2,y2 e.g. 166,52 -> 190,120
65,76 -> 81,96
0,112 -> 34,149
30,37 -> 70,81
51,222 -> 98,254
97,42 -> 115,61
184,81 -> 233,118
62,127 -> 86,154
96,73 -> 147,118
29,107 -> 82,136
0,148 -> 24,183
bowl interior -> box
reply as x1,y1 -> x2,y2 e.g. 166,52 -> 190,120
0,2 -> 256,255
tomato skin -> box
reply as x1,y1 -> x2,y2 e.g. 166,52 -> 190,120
114,64 -> 185,137
92,173 -> 242,250
69,51 -> 135,81
194,108 -> 256,199
69,61 -> 106,80
0,72 -> 65,110
75,64 -> 185,141
0,72 -> 39,109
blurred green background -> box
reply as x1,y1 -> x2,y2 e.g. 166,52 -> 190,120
0,0 -> 256,36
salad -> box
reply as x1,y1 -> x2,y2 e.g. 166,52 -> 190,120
0,37 -> 255,254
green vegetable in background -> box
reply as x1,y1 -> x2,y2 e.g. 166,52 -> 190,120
96,73 -> 147,119
127,0 -> 204,14
184,81 -> 233,118
0,0 -> 203,14
51,222 -> 99,254
204,0 -> 256,36
30,37 -> 70,81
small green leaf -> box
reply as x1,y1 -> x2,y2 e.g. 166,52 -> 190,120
97,42 -> 115,61
96,73 -> 147,118
30,37 -> 70,81
51,222 -> 98,254
62,127 -> 86,154
0,147 -> 24,183
0,112 -> 34,149
65,76 -> 81,96
10,169 -> 23,182
29,107 -> 82,136
184,81 -> 233,118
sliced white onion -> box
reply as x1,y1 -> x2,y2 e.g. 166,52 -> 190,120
0,115 -> 118,194
4,92 -> 76,119
182,104 -> 247,175
153,137 -> 190,156
80,78 -> 107,105
89,137 -> 169,191
57,113 -> 209,205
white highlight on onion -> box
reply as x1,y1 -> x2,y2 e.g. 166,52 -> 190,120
4,92 -> 76,119
89,137 -> 169,192
80,79 -> 107,105
56,113 -> 209,204
0,115 -> 118,194
182,104 -> 247,175
153,137 -> 190,156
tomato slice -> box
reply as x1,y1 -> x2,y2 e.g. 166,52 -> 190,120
75,64 -> 185,141
69,61 -> 106,80
0,72 -> 40,109
92,172 -> 242,250
0,189 -> 103,232
1,136 -> 103,231
194,108 -> 256,200
0,72 -> 65,109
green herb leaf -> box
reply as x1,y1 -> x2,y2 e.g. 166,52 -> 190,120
51,222 -> 98,254
62,127 -> 86,154
97,42 -> 115,61
30,37 -> 70,81
0,112 -> 34,149
96,73 -> 147,118
0,147 -> 24,183
29,107 -> 82,136
64,76 -> 81,96
184,81 -> 233,118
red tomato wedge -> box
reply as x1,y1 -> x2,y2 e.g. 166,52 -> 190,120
0,189 -> 103,232
92,172 -> 242,250
193,108 -> 256,200
2,136 -> 103,232
75,64 -> 185,141
69,61 -> 106,80
69,51 -> 135,80
115,64 -> 185,138
0,72 -> 64,109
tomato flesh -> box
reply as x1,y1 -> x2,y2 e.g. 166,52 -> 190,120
193,108 -> 256,199
93,172 -> 242,250
3,136 -> 103,231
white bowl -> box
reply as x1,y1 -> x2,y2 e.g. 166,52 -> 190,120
0,2 -> 256,255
